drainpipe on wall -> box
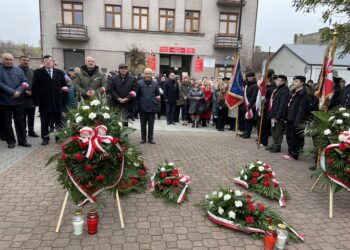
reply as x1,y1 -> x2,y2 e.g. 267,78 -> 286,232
39,0 -> 44,57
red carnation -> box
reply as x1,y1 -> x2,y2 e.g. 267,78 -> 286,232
246,216 -> 254,224
96,175 -> 105,182
172,180 -> 179,186
258,203 -> 265,212
75,153 -> 84,162
264,174 -> 270,180
172,169 -> 179,177
84,165 -> 93,171
264,164 -> 271,169
85,183 -> 94,189
118,153 -> 123,159
143,165 -> 147,171
60,144 -> 66,151
251,178 -> 257,184
273,182 -> 280,188
139,170 -> 145,176
112,137 -> 119,145
267,217 -> 272,224
131,178 -> 138,185
325,148 -> 331,155
121,145 -> 128,152
165,179 -> 172,185
160,172 -> 167,178
339,143 -> 347,151
268,172 -> 273,177
253,171 -> 260,177
60,153 -> 67,160
72,136 -> 79,142
79,142 -> 87,149
246,198 -> 251,204
245,193 -> 251,198
345,169 -> 350,174
327,158 -> 334,165
263,180 -> 270,187
249,204 -> 255,213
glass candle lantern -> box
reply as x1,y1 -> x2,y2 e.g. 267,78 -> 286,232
86,209 -> 99,234
72,210 -> 84,236
264,225 -> 277,250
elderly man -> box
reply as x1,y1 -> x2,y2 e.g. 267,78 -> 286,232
137,68 -> 160,144
74,56 -> 107,100
0,53 -> 31,148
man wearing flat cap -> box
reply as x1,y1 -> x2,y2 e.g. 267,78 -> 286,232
109,63 -> 138,126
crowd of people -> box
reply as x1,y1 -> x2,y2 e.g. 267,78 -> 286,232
1,52 -> 350,168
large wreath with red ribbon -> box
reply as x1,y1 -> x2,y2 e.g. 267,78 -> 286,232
48,97 -> 148,206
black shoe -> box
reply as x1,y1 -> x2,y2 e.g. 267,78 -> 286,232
309,165 -> 316,171
218,129 -> 224,131
167,122 -> 171,125
41,139 -> 49,145
8,143 -> 15,149
18,142 -> 31,147
242,134 -> 250,139
28,131 -> 39,137
270,147 -> 281,153
192,123 -> 195,128
228,128 -> 233,131
171,122 -> 176,125
265,145 -> 274,150
140,140 -> 146,144
196,124 -> 199,128
148,140 -> 155,144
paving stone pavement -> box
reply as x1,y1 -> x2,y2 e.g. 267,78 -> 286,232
1,129 -> 350,250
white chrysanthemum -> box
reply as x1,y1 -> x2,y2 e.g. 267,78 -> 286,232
209,201 -> 214,206
343,113 -> 350,117
218,207 -> 224,215
240,169 -> 244,175
205,194 -> 209,199
81,105 -> 90,110
324,129 -> 331,135
118,122 -> 123,127
218,192 -> 223,198
336,119 -> 343,124
329,116 -> 335,121
168,162 -> 174,166
339,134 -> 346,142
249,163 -> 255,169
339,107 -> 346,112
223,194 -> 231,201
228,211 -> 236,219
235,200 -> 243,208
88,112 -> 97,120
257,161 -> 263,165
102,113 -> 110,119
133,162 -> 139,167
160,167 -> 165,172
75,116 -> 83,123
102,106 -> 110,110
212,191 -> 218,196
234,190 -> 243,197
258,166 -> 264,172
244,175 -> 248,180
90,99 -> 101,106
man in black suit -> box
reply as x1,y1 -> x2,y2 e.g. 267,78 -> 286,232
32,55 -> 67,145
163,72 -> 179,125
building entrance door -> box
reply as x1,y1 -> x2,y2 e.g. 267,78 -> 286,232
63,49 -> 85,70
159,54 -> 192,77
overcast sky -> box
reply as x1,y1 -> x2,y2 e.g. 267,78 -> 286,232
0,0 -> 344,52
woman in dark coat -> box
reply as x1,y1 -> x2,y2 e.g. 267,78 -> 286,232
187,80 -> 204,128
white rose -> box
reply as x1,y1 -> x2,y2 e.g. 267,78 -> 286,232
88,112 -> 97,120
228,211 -> 236,219
257,161 -> 263,165
249,163 -> 255,169
324,129 -> 331,135
329,116 -> 335,121
218,207 -> 224,215
223,194 -> 231,201
244,175 -> 248,180
235,200 -> 243,208
160,167 -> 165,172
118,122 -> 123,127
75,116 -> 83,123
218,192 -> 223,198
209,201 -> 214,206
339,134 -> 346,142
336,119 -> 343,124
212,191 -> 218,196
339,107 -> 346,112
205,195 -> 209,199
258,166 -> 264,172
103,106 -> 110,110
102,113 -> 110,119
90,99 -> 101,106
168,162 -> 174,166
343,113 -> 350,117
81,105 -> 90,110
234,190 -> 242,197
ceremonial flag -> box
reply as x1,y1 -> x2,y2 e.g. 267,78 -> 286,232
225,55 -> 244,109
255,56 -> 270,115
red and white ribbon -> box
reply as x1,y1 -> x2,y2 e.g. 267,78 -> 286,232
100,87 -> 106,93
177,174 -> 191,204
62,86 -> 69,92
21,82 -> 29,89
129,91 -> 136,97
244,86 -> 253,119
149,173 -> 155,192
283,222 -> 305,241
233,178 -> 249,189
155,95 -> 161,101
272,179 -> 285,207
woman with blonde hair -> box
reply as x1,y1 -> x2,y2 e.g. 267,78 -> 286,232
187,80 -> 204,128
200,78 -> 213,127
216,81 -> 228,131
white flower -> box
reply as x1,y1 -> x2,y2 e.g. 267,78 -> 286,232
240,169 -> 244,175
257,161 -> 263,165
329,116 -> 335,121
160,167 -> 165,172
133,162 -> 139,167
336,119 -> 343,124
223,194 -> 231,201
229,189 -> 233,193
228,211 -> 236,219
209,201 -> 214,206
212,191 -> 218,196
168,162 -> 174,166
324,129 -> 331,135
244,175 -> 248,180
102,113 -> 110,119
234,190 -> 242,197
118,122 -> 123,127
81,105 -> 90,110
235,200 -> 243,208
90,99 -> 101,106
249,163 -> 255,169
75,116 -> 83,123
218,207 -> 224,215
339,107 -> 346,112
218,192 -> 223,198
272,171 -> 276,177
102,106 -> 110,110
258,166 -> 265,172
339,134 -> 346,142
75,113 -> 80,117
343,113 -> 350,117
205,195 -> 209,199
88,112 -> 96,120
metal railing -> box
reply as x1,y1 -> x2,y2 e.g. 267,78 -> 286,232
56,23 -> 89,41
214,34 -> 241,48
217,0 -> 246,6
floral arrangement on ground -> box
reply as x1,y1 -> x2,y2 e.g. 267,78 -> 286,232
149,161 -> 191,204
200,187 -> 304,242
47,96 -> 148,206
234,161 -> 288,206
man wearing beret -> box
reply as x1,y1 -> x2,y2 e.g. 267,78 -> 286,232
283,75 -> 309,160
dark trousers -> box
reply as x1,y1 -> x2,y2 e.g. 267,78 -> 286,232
40,112 -> 62,140
286,122 -> 303,159
217,107 -> 227,130
260,115 -> 271,146
228,117 -> 236,130
140,112 -> 155,141
166,102 -> 176,123
0,106 -> 5,139
181,104 -> 189,122
0,105 -> 27,144
24,107 -> 36,133
175,105 -> 181,122
271,121 -> 284,148
238,108 -> 245,131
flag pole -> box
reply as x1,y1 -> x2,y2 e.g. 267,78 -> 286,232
229,51 -> 240,137
257,48 -> 271,148
325,27 -> 338,112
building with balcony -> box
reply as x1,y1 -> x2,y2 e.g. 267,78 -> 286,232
39,0 -> 258,78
